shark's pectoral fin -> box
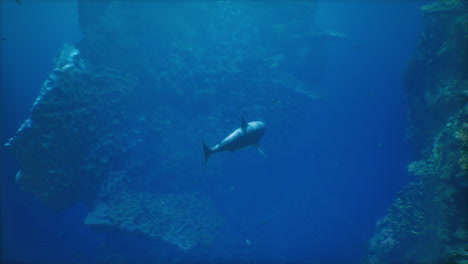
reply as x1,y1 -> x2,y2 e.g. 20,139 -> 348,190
255,143 -> 267,158
241,117 -> 248,133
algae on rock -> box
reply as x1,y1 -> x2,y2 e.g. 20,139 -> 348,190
5,1 -> 339,252
362,1 -> 468,263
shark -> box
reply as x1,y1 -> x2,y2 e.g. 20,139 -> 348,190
203,117 -> 266,163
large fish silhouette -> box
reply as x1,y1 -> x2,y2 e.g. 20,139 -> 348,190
203,117 -> 266,163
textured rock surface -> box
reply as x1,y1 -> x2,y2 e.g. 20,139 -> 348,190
5,44 -> 137,210
5,1 -> 337,251
362,1 -> 468,263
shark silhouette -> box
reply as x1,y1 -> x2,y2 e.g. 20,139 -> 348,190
203,117 -> 266,163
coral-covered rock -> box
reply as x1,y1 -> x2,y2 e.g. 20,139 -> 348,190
86,191 -> 223,252
5,45 -> 137,210
362,1 -> 468,263
6,0 -> 336,251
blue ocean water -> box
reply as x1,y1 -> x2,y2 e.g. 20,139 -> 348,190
1,1 -> 431,263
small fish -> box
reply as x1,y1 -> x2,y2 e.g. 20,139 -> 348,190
272,99 -> 282,104
16,0 -> 22,6
0,38 -> 7,41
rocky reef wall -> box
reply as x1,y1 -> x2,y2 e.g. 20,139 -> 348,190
362,1 -> 468,263
5,0 -> 339,252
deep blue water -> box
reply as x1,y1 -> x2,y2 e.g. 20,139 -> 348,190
1,1 -> 429,263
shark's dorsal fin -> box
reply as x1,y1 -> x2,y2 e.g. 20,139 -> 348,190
241,117 -> 248,132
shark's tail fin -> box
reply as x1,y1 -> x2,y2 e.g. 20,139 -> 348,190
202,141 -> 212,163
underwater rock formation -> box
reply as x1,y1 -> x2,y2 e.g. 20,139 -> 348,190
6,1 -> 338,251
362,1 -> 468,263
5,44 -> 138,210
86,189 -> 223,252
